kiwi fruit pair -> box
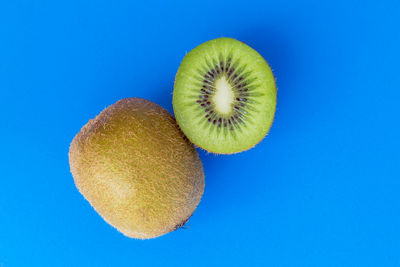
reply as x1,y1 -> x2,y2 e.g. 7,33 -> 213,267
69,38 -> 276,239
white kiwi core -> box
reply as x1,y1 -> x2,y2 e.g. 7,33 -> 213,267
212,76 -> 234,115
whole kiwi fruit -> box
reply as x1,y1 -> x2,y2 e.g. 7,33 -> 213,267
173,37 -> 277,154
69,98 -> 205,239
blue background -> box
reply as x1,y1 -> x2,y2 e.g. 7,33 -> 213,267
1,0 -> 399,266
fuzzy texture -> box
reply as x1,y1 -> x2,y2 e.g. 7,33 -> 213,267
69,98 -> 205,239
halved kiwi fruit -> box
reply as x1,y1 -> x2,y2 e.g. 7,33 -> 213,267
173,38 -> 276,154
69,98 -> 205,239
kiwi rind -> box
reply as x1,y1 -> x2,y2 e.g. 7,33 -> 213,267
173,37 -> 277,154
69,98 -> 205,239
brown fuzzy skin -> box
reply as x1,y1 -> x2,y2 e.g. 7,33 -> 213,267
69,98 -> 205,239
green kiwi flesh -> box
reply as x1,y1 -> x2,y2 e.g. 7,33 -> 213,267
173,38 -> 277,154
69,98 -> 205,239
